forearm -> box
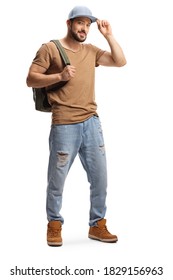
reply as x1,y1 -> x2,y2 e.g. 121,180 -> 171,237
105,34 -> 126,66
26,72 -> 62,88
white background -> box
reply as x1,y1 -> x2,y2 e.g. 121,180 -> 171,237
1,0 -> 173,279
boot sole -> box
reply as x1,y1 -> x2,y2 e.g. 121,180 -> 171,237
47,241 -> 63,247
88,234 -> 118,243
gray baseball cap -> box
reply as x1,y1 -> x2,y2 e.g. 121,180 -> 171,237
68,6 -> 97,23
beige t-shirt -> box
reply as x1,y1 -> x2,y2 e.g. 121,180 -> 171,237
32,41 -> 105,124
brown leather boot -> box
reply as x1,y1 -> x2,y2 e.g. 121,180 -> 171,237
88,219 -> 118,243
47,221 -> 62,246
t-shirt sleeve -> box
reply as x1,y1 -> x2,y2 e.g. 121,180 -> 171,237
32,44 -> 50,70
88,44 -> 106,67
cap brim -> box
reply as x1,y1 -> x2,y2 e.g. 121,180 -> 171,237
88,16 -> 97,23
70,15 -> 97,23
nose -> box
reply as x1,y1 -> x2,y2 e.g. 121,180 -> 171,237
82,24 -> 89,32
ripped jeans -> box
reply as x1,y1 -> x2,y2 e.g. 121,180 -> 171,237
46,116 -> 107,226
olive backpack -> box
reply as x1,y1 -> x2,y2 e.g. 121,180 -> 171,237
32,40 -> 70,112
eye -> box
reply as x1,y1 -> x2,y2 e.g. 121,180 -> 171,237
77,21 -> 84,25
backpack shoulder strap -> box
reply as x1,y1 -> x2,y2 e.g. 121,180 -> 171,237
51,39 -> 70,66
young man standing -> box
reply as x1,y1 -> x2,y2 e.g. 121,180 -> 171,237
26,6 -> 126,246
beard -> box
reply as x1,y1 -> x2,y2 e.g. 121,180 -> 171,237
70,29 -> 87,43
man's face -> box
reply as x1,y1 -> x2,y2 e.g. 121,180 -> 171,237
69,17 -> 91,42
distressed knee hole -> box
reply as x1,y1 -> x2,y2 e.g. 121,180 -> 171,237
99,145 -> 105,155
57,152 -> 69,167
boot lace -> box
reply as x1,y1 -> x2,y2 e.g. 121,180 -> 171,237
100,225 -> 110,234
49,228 -> 60,237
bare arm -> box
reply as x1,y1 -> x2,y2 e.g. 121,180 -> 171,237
96,20 -> 126,67
26,64 -> 76,88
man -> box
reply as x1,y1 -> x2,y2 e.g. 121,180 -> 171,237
26,6 -> 126,246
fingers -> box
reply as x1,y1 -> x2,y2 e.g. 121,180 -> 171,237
62,65 -> 76,81
97,19 -> 110,28
96,19 -> 112,36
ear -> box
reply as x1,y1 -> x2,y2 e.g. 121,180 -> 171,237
66,19 -> 72,27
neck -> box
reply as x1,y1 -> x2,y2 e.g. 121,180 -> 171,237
60,36 -> 81,52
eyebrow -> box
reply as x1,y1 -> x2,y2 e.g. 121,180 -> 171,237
75,18 -> 91,24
